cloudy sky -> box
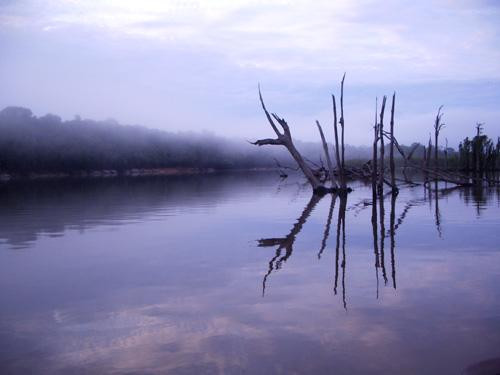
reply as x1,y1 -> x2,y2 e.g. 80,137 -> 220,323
1,0 -> 499,146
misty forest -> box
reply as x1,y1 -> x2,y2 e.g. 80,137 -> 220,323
0,103 -> 498,179
1,1 -> 500,375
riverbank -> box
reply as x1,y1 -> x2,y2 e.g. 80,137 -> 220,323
0,167 -> 278,182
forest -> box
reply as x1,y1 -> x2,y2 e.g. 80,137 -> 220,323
0,106 -> 374,176
0,106 -> 498,178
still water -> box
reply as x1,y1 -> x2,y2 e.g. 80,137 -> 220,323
0,173 -> 499,374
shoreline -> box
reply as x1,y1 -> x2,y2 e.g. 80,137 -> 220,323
0,167 -> 277,182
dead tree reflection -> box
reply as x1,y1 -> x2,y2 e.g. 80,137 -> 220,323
390,193 -> 397,289
258,192 -> 349,307
318,194 -> 337,259
379,186 -> 388,285
372,185 -> 396,293
371,187 -> 381,298
334,195 -> 348,309
434,179 -> 443,237
257,170 -> 487,304
258,193 -> 323,296
341,196 -> 347,309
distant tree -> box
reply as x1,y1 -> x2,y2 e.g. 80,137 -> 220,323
457,124 -> 499,172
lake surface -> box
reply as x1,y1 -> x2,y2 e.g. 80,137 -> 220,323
1,173 -> 499,374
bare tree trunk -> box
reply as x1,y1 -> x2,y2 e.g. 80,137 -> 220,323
378,96 -> 387,192
426,137 -> 432,169
340,73 -> 346,172
332,95 -> 346,190
254,87 -> 324,193
445,138 -> 449,170
389,92 -> 397,194
316,120 -> 338,188
372,98 -> 378,191
434,106 -> 444,171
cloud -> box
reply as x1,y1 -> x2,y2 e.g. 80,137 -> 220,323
3,0 -> 500,82
0,0 -> 499,145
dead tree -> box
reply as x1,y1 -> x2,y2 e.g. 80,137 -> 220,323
255,83 -> 352,194
389,93 -> 398,194
426,135 -> 432,169
253,87 -> 328,195
332,94 -> 347,190
433,106 -> 445,171
378,96 -> 387,191
425,136 -> 432,184
389,132 -> 473,186
340,73 -> 346,172
372,98 -> 379,191
315,120 -> 338,188
444,138 -> 449,170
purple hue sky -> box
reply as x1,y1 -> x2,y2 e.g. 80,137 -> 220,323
1,0 -> 499,146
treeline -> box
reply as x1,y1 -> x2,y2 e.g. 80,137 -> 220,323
458,124 -> 500,172
0,106 -> 375,175
1,106 -> 496,176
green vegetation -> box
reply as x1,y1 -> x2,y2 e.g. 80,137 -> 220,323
458,124 -> 500,172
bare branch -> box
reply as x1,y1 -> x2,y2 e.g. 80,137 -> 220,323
272,113 -> 291,137
316,120 -> 338,188
252,138 -> 283,146
332,94 -> 346,189
258,84 -> 281,137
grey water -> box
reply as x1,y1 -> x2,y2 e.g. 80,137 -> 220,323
0,173 -> 499,375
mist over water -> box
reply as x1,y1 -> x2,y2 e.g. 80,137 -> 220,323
0,173 -> 499,374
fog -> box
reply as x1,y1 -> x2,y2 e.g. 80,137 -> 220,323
0,106 -> 382,174
0,0 -> 499,146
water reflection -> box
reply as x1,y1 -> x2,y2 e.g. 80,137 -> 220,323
257,178 -> 500,305
1,174 -> 500,374
0,173 -> 277,249
334,195 -> 347,309
258,193 -> 323,296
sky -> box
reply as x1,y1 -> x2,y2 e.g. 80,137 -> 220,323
0,0 -> 499,146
